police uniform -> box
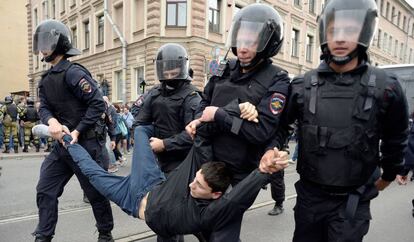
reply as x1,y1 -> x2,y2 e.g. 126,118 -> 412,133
0,100 -> 23,153
20,102 -> 40,152
135,82 -> 201,173
269,61 -> 408,241
34,59 -> 114,238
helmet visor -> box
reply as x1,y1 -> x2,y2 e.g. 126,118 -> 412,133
320,9 -> 377,47
33,31 -> 60,55
155,59 -> 189,81
226,20 -> 275,53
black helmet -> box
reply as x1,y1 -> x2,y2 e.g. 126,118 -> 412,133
227,4 -> 284,62
27,97 -> 35,106
318,0 -> 378,64
154,43 -> 189,81
4,96 -> 12,104
33,19 -> 81,62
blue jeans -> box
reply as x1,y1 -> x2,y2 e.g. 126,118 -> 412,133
67,125 -> 165,217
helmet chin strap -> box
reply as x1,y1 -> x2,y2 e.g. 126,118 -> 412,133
42,51 -> 58,63
239,51 -> 264,69
324,47 -> 360,66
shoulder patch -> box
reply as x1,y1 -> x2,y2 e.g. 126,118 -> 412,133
269,93 -> 286,115
79,78 -> 92,93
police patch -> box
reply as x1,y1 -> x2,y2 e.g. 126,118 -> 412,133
269,93 -> 286,115
79,78 -> 92,93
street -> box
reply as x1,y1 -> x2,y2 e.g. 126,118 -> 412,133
0,143 -> 413,242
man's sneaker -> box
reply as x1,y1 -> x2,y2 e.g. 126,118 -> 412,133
117,157 -> 128,167
108,164 -> 119,173
268,204 -> 284,216
98,232 -> 114,242
34,235 -> 52,242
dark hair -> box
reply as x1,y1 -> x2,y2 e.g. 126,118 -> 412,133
200,162 -> 231,193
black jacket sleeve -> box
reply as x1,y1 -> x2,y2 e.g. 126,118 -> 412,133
379,74 -> 409,181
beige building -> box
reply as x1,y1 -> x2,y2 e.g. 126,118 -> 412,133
26,0 -> 414,102
0,0 -> 29,99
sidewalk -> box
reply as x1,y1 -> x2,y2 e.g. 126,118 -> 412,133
0,148 -> 49,160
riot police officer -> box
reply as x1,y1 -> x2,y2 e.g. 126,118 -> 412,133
20,97 -> 40,152
32,20 -> 114,242
262,0 -> 408,241
0,96 -> 22,153
186,3 -> 289,240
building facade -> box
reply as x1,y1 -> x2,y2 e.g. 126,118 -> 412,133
27,0 -> 414,102
0,0 -> 29,99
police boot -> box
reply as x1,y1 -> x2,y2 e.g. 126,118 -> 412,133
35,145 -> 40,152
44,146 -> 51,152
14,145 -> 19,154
23,145 -> 29,153
268,203 -> 284,216
2,147 -> 9,153
34,235 -> 52,242
97,231 -> 114,242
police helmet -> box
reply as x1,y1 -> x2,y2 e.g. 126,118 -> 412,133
318,0 -> 378,61
154,43 -> 189,81
33,20 -> 81,58
227,3 -> 284,59
27,97 -> 35,106
4,96 -> 13,104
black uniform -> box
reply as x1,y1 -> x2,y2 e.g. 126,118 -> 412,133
135,82 -> 201,173
268,61 -> 408,241
35,59 -> 114,238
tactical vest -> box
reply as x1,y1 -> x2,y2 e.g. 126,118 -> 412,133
299,66 -> 386,187
6,104 -> 18,121
210,61 -> 284,173
151,83 -> 198,139
25,106 -> 38,122
38,61 -> 88,131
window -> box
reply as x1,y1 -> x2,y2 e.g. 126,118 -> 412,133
410,49 -> 413,63
377,29 -> 381,48
115,71 -> 123,101
97,15 -> 104,45
394,40 -> 398,57
306,34 -> 314,62
166,0 -> 187,26
34,9 -> 38,27
51,0 -> 56,18
83,20 -> 90,49
71,26 -> 77,48
388,36 -> 392,54
308,0 -> 315,14
70,0 -> 76,8
42,1 -> 49,19
134,0 -> 144,31
379,0 -> 384,16
114,3 -> 123,33
61,0 -> 66,13
291,29 -> 299,57
397,11 -> 401,27
294,0 -> 301,7
403,16 -> 407,32
385,2 -> 389,19
412,23 -> 414,36
209,0 -> 221,33
383,32 -> 387,51
391,6 -> 395,23
400,43 -> 404,60
35,56 -> 39,69
134,67 -> 145,95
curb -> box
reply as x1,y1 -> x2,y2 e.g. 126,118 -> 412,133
0,153 -> 49,160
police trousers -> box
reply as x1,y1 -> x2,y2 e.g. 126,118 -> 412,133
34,137 -> 114,237
293,179 -> 375,242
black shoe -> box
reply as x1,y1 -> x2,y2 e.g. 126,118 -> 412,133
34,235 -> 52,242
36,145 -> 40,152
98,232 -> 114,242
268,204 -> 284,216
14,146 -> 18,153
44,147 -> 51,152
2,148 -> 9,154
23,145 -> 29,152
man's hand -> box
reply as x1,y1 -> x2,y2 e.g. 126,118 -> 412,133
150,137 -> 165,153
185,119 -> 201,139
48,118 -> 65,141
375,178 -> 391,191
239,102 -> 259,123
259,148 -> 289,174
70,129 -> 80,145
396,175 -> 408,185
110,141 -> 116,150
199,106 -> 219,122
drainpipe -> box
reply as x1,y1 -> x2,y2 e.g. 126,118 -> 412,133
404,14 -> 413,63
104,0 -> 128,104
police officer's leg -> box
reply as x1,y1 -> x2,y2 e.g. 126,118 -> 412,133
12,122 -> 19,153
328,200 -> 371,242
292,180 -> 326,242
71,139 -> 114,234
23,123 -> 32,152
34,147 -> 74,238
2,125 -> 11,152
268,170 -> 285,215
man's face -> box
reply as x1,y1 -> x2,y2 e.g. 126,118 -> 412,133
189,170 -> 222,200
163,67 -> 181,80
236,29 -> 259,65
326,19 -> 361,57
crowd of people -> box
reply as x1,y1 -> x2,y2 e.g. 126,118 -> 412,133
11,0 -> 414,241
